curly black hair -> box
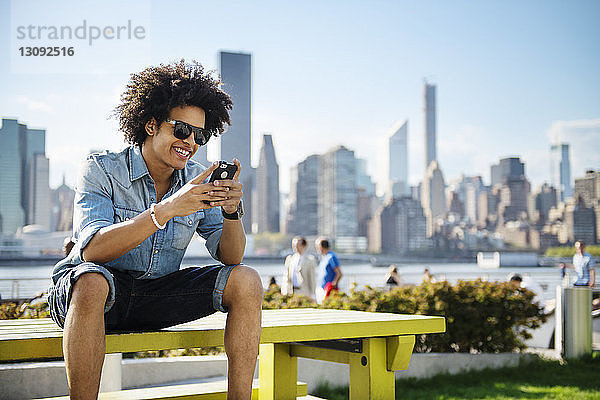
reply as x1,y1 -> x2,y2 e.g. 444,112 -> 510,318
113,60 -> 232,146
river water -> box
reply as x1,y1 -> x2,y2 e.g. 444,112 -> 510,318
0,260 -> 564,302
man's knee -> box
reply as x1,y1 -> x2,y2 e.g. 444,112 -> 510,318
224,265 -> 263,307
70,272 -> 109,311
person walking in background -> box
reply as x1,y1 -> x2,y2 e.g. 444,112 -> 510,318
282,236 -> 316,300
509,273 -> 546,313
563,240 -> 596,287
315,237 -> 342,303
385,264 -> 402,287
422,267 -> 435,283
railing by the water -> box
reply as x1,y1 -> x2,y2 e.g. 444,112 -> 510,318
0,278 -> 51,302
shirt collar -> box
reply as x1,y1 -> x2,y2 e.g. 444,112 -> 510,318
128,145 -> 183,186
128,145 -> 150,181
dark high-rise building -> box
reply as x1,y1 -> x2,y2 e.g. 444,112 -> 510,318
574,170 -> 600,243
489,157 -> 530,223
574,170 -> 600,208
565,196 -> 597,244
490,157 -> 525,186
498,178 -> 530,223
286,155 -> 319,236
255,134 -> 279,233
368,197 -> 427,254
528,183 -> 557,226
219,51 -> 254,232
447,191 -> 464,218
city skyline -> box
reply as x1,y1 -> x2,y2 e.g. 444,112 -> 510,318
0,1 -> 599,194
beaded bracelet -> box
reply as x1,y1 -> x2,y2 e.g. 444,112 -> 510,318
150,203 -> 166,230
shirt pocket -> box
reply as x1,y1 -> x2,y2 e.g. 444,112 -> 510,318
171,211 -> 203,250
113,207 -> 143,258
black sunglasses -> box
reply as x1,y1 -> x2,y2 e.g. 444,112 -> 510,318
165,119 -> 211,146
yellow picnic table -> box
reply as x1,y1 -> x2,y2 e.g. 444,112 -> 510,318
0,308 -> 445,399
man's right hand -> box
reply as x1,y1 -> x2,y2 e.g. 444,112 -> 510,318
158,162 -> 222,220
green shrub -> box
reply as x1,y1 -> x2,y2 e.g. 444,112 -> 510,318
0,300 -> 49,319
280,279 -> 547,353
262,285 -> 317,309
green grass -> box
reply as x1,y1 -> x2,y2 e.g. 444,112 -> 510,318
312,354 -> 600,399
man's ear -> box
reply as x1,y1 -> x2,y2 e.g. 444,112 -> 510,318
145,118 -> 157,136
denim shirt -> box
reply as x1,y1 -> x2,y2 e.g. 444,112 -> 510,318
52,145 -> 223,284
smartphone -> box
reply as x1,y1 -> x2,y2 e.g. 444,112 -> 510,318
208,161 -> 237,182
204,161 -> 238,204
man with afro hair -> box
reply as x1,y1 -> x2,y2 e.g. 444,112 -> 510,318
48,60 -> 262,399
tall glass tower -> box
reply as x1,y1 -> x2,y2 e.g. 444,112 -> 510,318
0,119 -> 25,234
385,120 -> 408,198
0,119 -> 50,234
550,143 -> 572,202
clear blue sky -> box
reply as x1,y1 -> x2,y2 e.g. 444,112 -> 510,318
1,0 -> 599,193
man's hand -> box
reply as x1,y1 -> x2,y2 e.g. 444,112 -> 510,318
157,162 -> 222,221
206,159 -> 243,214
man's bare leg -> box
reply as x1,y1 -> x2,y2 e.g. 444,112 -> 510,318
62,273 -> 109,400
222,265 -> 263,399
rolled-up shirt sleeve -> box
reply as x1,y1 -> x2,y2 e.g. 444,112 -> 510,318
196,208 -> 223,261
73,156 -> 114,260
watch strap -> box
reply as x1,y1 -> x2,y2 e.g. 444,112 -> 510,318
222,201 -> 244,220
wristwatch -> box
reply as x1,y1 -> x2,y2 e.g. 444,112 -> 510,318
222,201 -> 244,220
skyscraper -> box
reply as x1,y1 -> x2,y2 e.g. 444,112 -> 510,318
490,157 -> 525,186
51,175 -> 75,232
464,176 -> 484,224
528,183 -> 557,226
421,160 -> 447,237
574,169 -> 600,208
384,120 -> 409,198
0,119 -> 26,234
219,51 -> 254,232
424,82 -> 437,171
318,146 -> 358,240
550,143 -> 572,203
368,197 -> 427,254
574,169 -> 600,243
28,154 -> 51,229
0,119 -> 50,234
286,154 -> 319,236
255,134 -> 280,233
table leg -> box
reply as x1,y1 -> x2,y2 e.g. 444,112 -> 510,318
349,337 -> 395,399
259,343 -> 298,400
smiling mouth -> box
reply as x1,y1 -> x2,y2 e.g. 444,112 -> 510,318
173,147 -> 191,159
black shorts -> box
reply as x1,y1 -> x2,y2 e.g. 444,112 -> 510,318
48,263 -> 238,332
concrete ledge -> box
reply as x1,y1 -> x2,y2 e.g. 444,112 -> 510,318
296,352 -> 524,391
0,352 -> 530,399
396,352 -> 521,379
122,355 -> 234,389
